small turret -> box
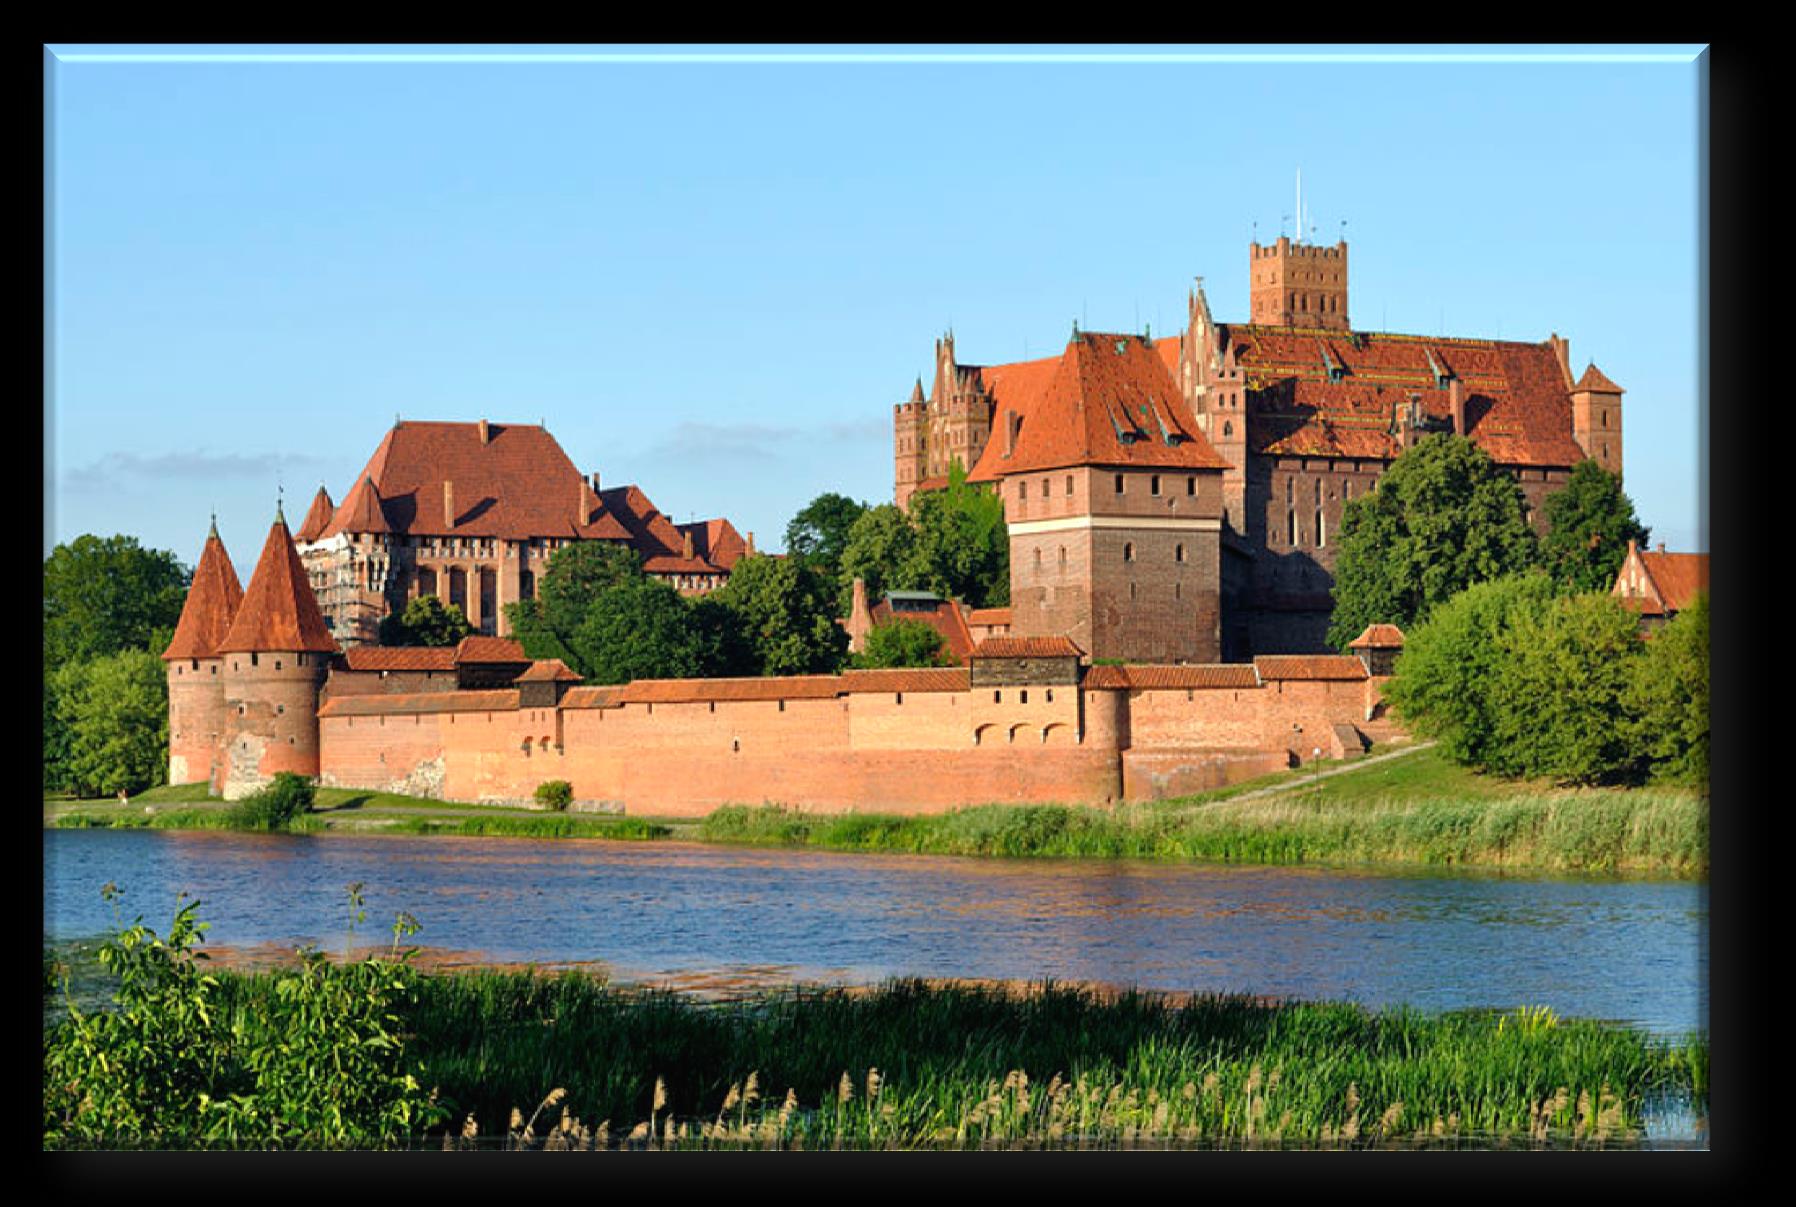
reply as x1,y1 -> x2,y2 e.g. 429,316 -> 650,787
163,521 -> 245,788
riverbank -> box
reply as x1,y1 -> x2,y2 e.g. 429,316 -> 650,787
44,746 -> 1707,878
44,943 -> 1707,1149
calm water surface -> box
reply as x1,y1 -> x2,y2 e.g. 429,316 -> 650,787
43,829 -> 1707,1037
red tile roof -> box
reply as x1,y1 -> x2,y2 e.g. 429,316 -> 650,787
614,676 -> 844,704
338,646 -> 457,672
454,635 -> 529,664
1222,327 -> 1589,468
217,514 -> 339,654
560,685 -> 624,710
967,607 -> 1013,627
972,635 -> 1086,659
677,517 -> 750,572
868,597 -> 974,664
968,334 -> 1231,481
839,667 -> 971,694
162,526 -> 245,661
317,689 -> 518,718
1630,550 -> 1710,616
1348,624 -> 1407,649
1574,363 -> 1623,393
1086,664 -> 1261,690
515,658 -> 583,683
295,487 -> 335,543
320,476 -> 391,538
1253,654 -> 1368,681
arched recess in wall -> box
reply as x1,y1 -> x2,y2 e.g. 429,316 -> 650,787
973,723 -> 995,747
1008,723 -> 1030,745
1041,722 -> 1070,746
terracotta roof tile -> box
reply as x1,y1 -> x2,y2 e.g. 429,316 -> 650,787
1348,624 -> 1407,649
967,607 -> 1013,627
1080,665 -> 1132,690
1224,328 -> 1589,468
968,334 -> 1230,481
454,636 -> 529,664
338,646 -> 457,672
1253,654 -> 1368,681
295,487 -> 336,543
972,635 -> 1085,659
677,518 -> 750,572
514,658 -> 582,683
1638,551 -> 1709,614
1091,664 -> 1261,690
867,597 -> 975,663
1574,363 -> 1623,393
320,476 -> 391,539
217,514 -> 339,654
839,667 -> 971,694
317,689 -> 518,718
561,685 -> 624,709
163,527 -> 246,661
614,675 -> 846,704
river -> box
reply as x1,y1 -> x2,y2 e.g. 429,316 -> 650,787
42,828 -> 1707,1039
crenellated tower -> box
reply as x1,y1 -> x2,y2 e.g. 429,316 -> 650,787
1248,236 -> 1349,330
161,516 -> 244,788
215,504 -> 340,799
1179,281 -> 1248,533
1569,362 -> 1625,477
894,378 -> 928,510
926,333 -> 993,486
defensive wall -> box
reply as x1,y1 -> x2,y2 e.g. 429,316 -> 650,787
315,655 -> 1398,816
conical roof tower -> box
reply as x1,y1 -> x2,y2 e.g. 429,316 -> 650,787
295,485 -> 336,543
217,506 -> 339,654
162,517 -> 245,661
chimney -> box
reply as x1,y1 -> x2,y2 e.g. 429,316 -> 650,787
443,480 -> 455,528
848,578 -> 872,653
1548,333 -> 1573,387
478,418 -> 490,445
577,478 -> 597,527
746,531 -> 756,557
681,529 -> 694,560
589,470 -> 601,494
1449,378 -> 1465,435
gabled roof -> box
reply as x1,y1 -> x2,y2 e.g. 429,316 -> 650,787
295,487 -> 336,543
868,595 -> 974,664
1574,363 -> 1623,393
598,483 -> 730,575
454,636 -> 529,664
1617,545 -> 1710,617
320,476 -> 390,538
1219,327 -> 1589,468
515,658 -> 583,683
676,517 -> 750,572
1253,654 -> 1368,681
1348,624 -> 1407,649
162,524 -> 245,661
968,333 -> 1230,481
217,513 -> 339,654
972,635 -> 1085,659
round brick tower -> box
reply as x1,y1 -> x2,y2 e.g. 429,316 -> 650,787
161,517 -> 244,789
215,505 -> 340,800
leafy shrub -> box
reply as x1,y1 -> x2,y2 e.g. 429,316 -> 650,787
43,886 -> 445,1148
228,772 -> 315,831
534,780 -> 574,811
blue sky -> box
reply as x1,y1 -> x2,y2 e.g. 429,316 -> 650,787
45,45 -> 1706,579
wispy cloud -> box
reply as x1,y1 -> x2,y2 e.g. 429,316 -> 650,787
62,449 -> 334,491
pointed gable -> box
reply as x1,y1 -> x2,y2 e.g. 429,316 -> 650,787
321,475 -> 391,538
969,332 -> 1229,480
161,523 -> 245,661
217,513 -> 339,654
1574,363 -> 1623,394
295,487 -> 336,543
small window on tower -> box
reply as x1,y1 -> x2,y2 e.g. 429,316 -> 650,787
1020,481 -> 1028,500
1115,474 -> 1125,494
1065,475 -> 1074,495
1123,542 -> 1135,562
1151,475 -> 1161,496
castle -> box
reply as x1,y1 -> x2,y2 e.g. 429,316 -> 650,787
162,503 -> 1405,806
893,236 -> 1623,656
291,420 -> 752,645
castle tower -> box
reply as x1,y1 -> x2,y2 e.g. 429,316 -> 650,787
1248,236 -> 1349,330
160,517 -> 244,788
926,333 -> 992,485
894,378 -> 928,510
215,504 -> 339,800
1569,362 -> 1624,477
1180,281 -> 1249,533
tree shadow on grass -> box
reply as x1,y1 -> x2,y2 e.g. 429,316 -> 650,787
317,795 -> 373,814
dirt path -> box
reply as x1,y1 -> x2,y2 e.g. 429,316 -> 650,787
1212,740 -> 1438,805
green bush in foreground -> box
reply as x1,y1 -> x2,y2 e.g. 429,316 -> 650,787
43,887 -> 444,1148
534,780 -> 574,811
227,772 -> 316,831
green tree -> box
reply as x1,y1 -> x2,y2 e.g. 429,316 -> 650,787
839,504 -> 921,606
1381,573 -> 1559,770
711,554 -> 849,676
1623,593 -> 1708,787
1487,592 -> 1645,784
43,535 -> 190,670
687,592 -> 757,678
377,594 -> 474,647
58,648 -> 170,798
853,618 -> 953,669
570,578 -> 711,685
1539,459 -> 1651,594
503,542 -> 647,677
1326,435 -> 1540,649
785,492 -> 869,582
505,598 -> 582,671
905,464 -> 1009,608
